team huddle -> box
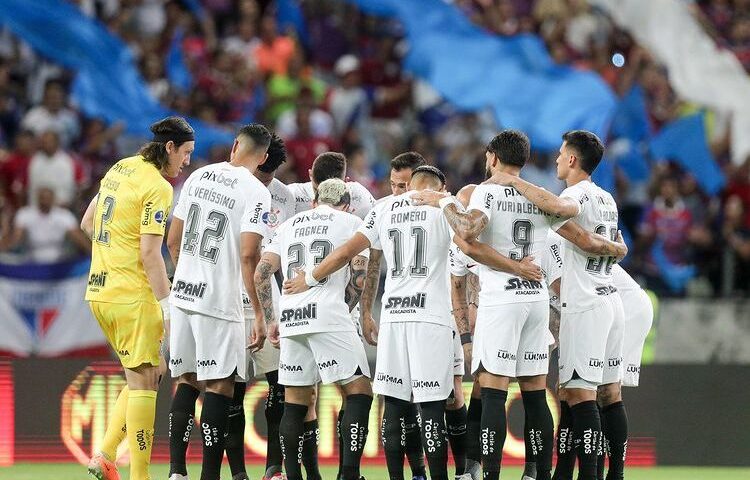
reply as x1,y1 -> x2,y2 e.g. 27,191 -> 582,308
83,117 -> 654,480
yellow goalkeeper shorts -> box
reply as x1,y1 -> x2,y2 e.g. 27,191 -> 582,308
89,301 -> 163,368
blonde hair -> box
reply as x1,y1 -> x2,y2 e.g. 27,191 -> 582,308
315,178 -> 351,207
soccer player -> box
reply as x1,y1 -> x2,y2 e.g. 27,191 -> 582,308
166,124 -> 272,480
221,132 -> 296,480
85,116 -> 195,480
360,151 -> 428,480
287,152 -> 375,219
255,178 -> 373,480
285,165 -> 460,480
413,130 -> 627,480
485,131 -> 627,480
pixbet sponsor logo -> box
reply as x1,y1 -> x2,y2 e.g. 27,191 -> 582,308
200,170 -> 239,189
292,211 -> 334,225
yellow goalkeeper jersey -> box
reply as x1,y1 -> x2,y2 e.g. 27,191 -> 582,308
85,155 -> 173,304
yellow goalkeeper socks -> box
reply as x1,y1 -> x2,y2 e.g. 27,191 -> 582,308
100,386 -> 129,461
126,389 -> 157,480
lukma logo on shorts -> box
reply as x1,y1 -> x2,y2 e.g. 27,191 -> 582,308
497,350 -> 516,361
317,359 -> 338,370
197,359 -> 217,367
280,362 -> 302,372
412,379 -> 440,389
376,373 -> 403,385
589,358 -> 603,368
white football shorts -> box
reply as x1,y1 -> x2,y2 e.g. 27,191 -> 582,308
471,300 -> 550,378
169,306 -> 246,382
374,321 -> 454,403
278,330 -> 370,386
620,289 -> 653,387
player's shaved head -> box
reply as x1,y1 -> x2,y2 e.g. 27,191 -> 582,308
315,178 -> 351,208
456,184 -> 477,208
410,165 -> 446,191
237,123 -> 272,154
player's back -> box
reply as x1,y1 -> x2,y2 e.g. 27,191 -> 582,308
559,180 -> 619,312
468,183 -> 554,306
289,181 -> 375,219
363,192 -> 452,326
171,162 -> 270,321
271,204 -> 363,335
86,155 -> 172,304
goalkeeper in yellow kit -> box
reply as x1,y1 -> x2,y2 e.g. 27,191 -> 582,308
82,116 -> 195,480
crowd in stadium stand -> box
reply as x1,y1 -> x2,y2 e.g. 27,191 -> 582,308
0,0 -> 748,297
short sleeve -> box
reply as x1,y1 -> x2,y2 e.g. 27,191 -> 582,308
356,204 -> 380,249
542,233 -> 563,285
467,184 -> 493,221
140,180 -> 173,236
264,223 -> 284,257
241,188 -> 272,237
172,175 -> 194,220
449,243 -> 469,277
353,182 -> 376,218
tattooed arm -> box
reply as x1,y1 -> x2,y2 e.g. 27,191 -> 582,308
557,220 -> 628,259
466,271 -> 479,333
359,249 -> 382,345
345,255 -> 368,312
451,274 -> 471,336
443,203 -> 489,242
253,252 -> 281,325
488,172 -> 580,219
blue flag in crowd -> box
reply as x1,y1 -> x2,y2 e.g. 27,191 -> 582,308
166,28 -> 193,92
650,113 -> 725,195
346,0 -> 617,151
0,0 -> 233,156
276,0 -> 310,48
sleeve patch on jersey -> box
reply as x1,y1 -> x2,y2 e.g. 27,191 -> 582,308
249,202 -> 264,224
484,192 -> 494,209
262,209 -> 281,227
154,210 -> 165,224
142,201 -> 154,225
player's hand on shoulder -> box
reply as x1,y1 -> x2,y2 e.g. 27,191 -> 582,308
410,189 -> 449,207
361,314 -> 379,346
513,255 -> 543,282
267,321 -> 281,349
282,267 -> 309,295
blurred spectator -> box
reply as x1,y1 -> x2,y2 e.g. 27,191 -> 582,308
253,15 -> 296,76
21,80 -> 80,147
0,61 -> 21,146
344,143 -> 377,192
276,86 -> 334,139
0,130 -> 35,208
640,177 -> 694,266
222,16 -> 260,58
0,187 -> 90,262
266,53 -> 326,123
27,130 -> 84,207
721,195 -> 750,294
285,106 -> 337,181
328,54 -> 371,137
141,53 -> 170,101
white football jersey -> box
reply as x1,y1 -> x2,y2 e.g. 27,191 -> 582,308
171,162 -> 271,322
553,180 -> 619,313
468,184 -> 561,306
358,192 -> 453,327
542,230 -> 564,287
288,181 -> 376,219
611,264 -> 641,293
266,204 -> 366,336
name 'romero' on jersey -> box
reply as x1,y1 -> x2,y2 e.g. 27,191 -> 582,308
170,162 -> 271,321
266,204 -> 367,336
357,192 -> 453,327
468,183 -> 562,306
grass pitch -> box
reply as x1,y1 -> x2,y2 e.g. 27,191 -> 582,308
1,464 -> 749,480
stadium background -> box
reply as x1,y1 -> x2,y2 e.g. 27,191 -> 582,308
0,0 -> 749,477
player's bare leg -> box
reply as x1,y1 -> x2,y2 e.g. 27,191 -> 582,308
518,375 -> 553,480
476,371 -> 511,480
597,382 -> 626,480
464,379 -> 482,480
168,373 -> 202,480
446,376 -> 469,479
